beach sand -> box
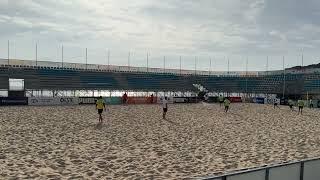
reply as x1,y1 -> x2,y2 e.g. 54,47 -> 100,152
1,103 -> 320,179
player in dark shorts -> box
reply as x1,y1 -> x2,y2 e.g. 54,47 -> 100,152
288,99 -> 294,111
298,99 -> 304,115
224,98 -> 231,113
162,97 -> 168,119
96,96 -> 106,123
218,95 -> 224,107
122,92 -> 128,105
273,99 -> 280,109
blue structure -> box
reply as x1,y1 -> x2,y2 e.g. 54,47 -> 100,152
0,64 -> 317,96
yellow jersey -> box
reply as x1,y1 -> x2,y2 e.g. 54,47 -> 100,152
96,99 -> 105,109
298,100 -> 304,107
224,99 -> 230,106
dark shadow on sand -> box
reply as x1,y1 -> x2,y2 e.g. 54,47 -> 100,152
95,122 -> 103,130
162,118 -> 180,126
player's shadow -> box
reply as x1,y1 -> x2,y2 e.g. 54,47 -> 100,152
95,122 -> 103,130
301,114 -> 320,118
163,118 -> 180,126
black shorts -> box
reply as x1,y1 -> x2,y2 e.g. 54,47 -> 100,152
299,106 -> 303,109
163,108 -> 168,113
289,105 -> 293,108
274,103 -> 278,106
219,101 -> 223,104
98,109 -> 103,114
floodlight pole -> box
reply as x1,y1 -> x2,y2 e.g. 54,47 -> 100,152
227,58 -> 230,75
195,56 -> 197,75
85,48 -> 88,70
147,52 -> 149,72
179,56 -> 182,74
61,45 -> 64,68
128,51 -> 130,71
163,56 -> 166,73
282,56 -> 286,98
209,57 -> 212,76
7,40 -> 9,65
36,43 -> 38,66
107,49 -> 110,70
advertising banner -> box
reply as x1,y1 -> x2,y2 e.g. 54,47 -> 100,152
185,97 -> 199,103
157,96 -> 174,104
253,97 -> 265,104
173,97 -> 187,103
228,97 -> 242,103
205,96 -> 218,103
79,97 -> 98,104
265,98 -> 280,105
104,97 -> 122,105
0,97 -> 28,106
28,97 -> 79,106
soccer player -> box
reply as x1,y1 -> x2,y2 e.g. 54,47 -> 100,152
309,98 -> 314,108
218,95 -> 224,107
273,98 -> 280,109
96,96 -> 106,123
150,94 -> 154,104
162,97 -> 168,119
298,99 -> 304,115
288,99 -> 294,111
224,98 -> 231,113
122,92 -> 128,105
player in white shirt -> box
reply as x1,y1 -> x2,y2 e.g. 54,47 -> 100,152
162,97 -> 168,119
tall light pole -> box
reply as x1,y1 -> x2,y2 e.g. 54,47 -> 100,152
107,49 -> 110,70
128,51 -> 130,71
7,40 -> 9,65
147,52 -> 149,72
35,43 -> 38,66
246,57 -> 248,96
163,56 -> 166,73
227,58 -> 230,75
179,56 -> 182,74
61,45 -> 64,68
209,57 -> 212,75
282,56 -> 286,98
195,56 -> 197,75
85,48 -> 88,70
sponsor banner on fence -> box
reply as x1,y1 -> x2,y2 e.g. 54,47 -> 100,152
264,98 -> 280,105
185,97 -> 199,103
173,97 -> 187,103
28,97 -> 79,106
280,98 -> 288,105
0,97 -> 28,106
79,97 -> 98,104
228,97 -> 242,103
104,97 -> 122,105
253,97 -> 265,104
126,97 -> 157,104
207,96 -> 218,103
157,97 -> 174,104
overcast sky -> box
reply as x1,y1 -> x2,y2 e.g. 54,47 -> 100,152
0,0 -> 319,71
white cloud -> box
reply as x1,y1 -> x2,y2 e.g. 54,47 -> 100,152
0,0 -> 319,71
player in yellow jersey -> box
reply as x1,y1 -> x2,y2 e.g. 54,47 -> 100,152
298,99 -> 304,115
224,98 -> 231,113
96,96 -> 106,123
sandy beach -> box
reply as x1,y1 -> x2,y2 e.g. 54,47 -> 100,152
1,103 -> 320,179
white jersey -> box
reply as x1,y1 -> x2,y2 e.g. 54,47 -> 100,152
162,99 -> 168,109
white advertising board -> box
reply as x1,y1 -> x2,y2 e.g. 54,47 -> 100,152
157,96 -> 174,104
28,97 -> 79,106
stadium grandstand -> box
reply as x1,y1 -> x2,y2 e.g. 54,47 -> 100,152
0,58 -> 319,99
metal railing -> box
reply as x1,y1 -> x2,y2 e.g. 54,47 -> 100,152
0,58 -> 262,77
201,157 -> 320,180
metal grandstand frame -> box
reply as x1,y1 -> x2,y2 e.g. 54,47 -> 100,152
201,157 -> 320,180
